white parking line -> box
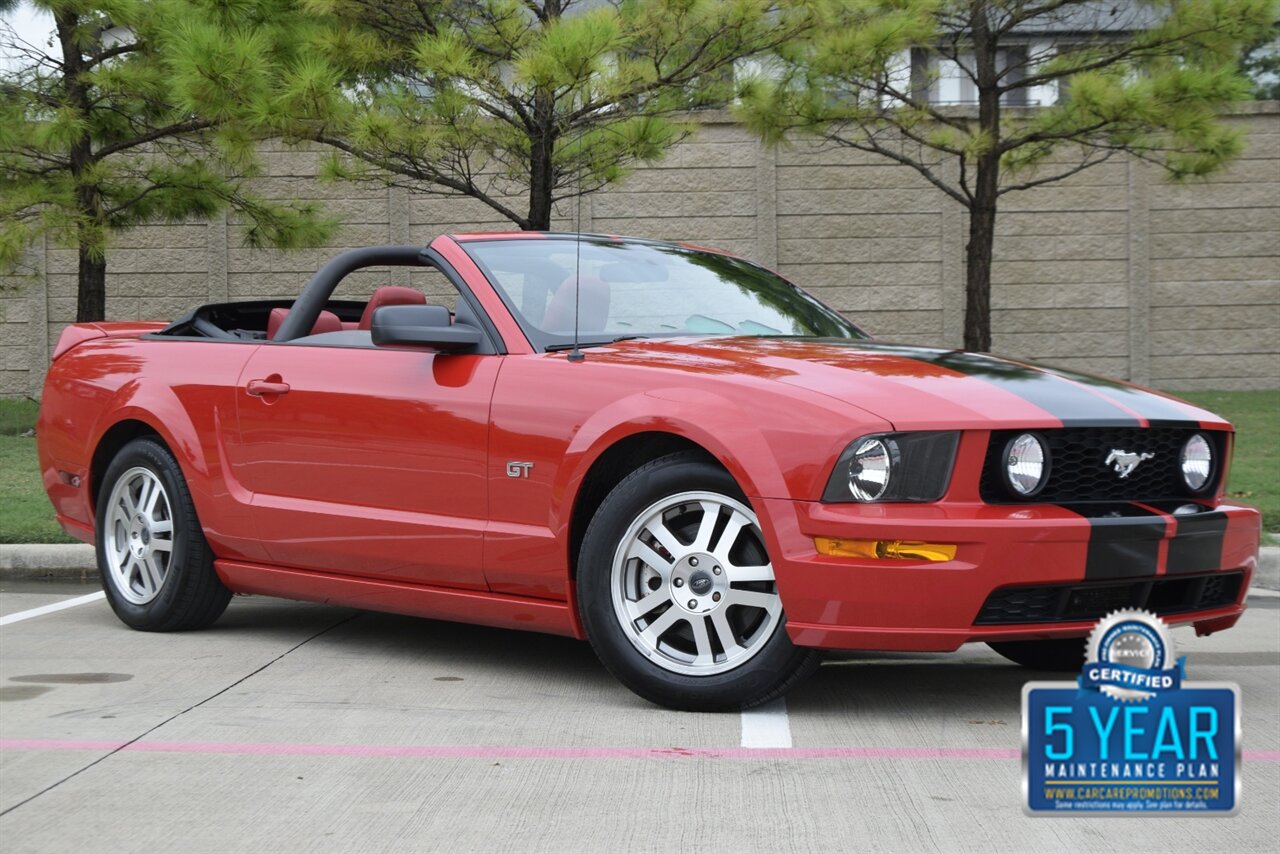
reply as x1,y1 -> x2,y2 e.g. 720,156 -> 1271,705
0,592 -> 105,627
740,698 -> 792,748
1247,587 -> 1280,599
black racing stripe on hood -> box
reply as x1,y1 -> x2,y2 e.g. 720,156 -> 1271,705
1014,362 -> 1205,426
844,343 -> 1141,427
1061,503 -> 1165,580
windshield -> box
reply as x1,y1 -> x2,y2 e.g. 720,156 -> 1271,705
462,238 -> 866,351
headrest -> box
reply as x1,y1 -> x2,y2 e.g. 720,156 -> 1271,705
268,307 -> 342,340
360,286 -> 427,330
542,276 -> 611,333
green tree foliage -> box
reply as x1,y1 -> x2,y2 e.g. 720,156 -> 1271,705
278,0 -> 809,230
0,0 -> 336,321
739,0 -> 1276,352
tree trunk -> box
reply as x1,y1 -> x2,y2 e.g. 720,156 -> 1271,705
57,9 -> 108,322
526,87 -> 558,231
527,142 -> 554,231
73,160 -> 106,322
963,9 -> 1001,353
76,246 -> 107,323
963,192 -> 996,352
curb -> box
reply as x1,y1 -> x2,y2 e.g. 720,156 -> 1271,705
1254,545 -> 1280,590
2,543 -> 1278,589
0,544 -> 98,582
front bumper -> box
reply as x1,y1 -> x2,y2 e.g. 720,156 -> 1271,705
763,498 -> 1260,652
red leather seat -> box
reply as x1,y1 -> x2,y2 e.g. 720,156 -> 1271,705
542,276 -> 610,333
359,286 -> 427,330
267,307 -> 343,340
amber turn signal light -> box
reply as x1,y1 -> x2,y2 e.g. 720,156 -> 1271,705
814,537 -> 957,562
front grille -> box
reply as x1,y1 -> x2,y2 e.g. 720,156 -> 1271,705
980,427 -> 1224,504
974,571 -> 1243,625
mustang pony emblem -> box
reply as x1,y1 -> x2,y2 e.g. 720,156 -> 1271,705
1105,449 -> 1155,479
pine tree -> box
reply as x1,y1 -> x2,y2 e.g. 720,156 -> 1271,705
280,0 -> 808,230
0,0 -> 336,321
739,0 -> 1275,351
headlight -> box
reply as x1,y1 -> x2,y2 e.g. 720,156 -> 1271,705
1003,432 -> 1049,497
1180,433 -> 1214,493
823,432 -> 959,503
845,437 -> 892,500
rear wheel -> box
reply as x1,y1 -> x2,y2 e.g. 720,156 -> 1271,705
987,637 -> 1086,672
96,437 -> 231,631
577,452 -> 820,711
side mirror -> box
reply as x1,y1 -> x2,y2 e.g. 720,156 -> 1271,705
370,304 -> 482,353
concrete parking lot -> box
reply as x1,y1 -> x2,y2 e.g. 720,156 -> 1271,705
1,579 -> 1277,853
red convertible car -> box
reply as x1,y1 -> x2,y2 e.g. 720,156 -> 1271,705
37,233 -> 1260,710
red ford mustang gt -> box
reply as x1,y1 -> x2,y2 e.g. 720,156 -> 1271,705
37,233 -> 1261,710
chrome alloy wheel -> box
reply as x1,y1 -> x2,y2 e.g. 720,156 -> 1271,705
103,466 -> 175,605
610,491 -> 783,677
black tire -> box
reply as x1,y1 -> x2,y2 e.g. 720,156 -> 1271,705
988,637 -> 1086,672
95,436 -> 231,631
577,451 -> 820,711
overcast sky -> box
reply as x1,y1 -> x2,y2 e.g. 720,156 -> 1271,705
1,2 -> 58,69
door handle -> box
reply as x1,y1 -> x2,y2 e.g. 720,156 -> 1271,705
246,379 -> 291,397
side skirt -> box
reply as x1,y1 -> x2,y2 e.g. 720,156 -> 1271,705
214,560 -> 581,639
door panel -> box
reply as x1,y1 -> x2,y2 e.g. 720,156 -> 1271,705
231,345 -> 499,590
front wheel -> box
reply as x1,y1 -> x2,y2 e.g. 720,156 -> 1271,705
577,452 -> 820,711
96,436 -> 231,631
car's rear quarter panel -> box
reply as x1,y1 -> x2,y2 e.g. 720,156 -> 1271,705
39,332 -> 267,560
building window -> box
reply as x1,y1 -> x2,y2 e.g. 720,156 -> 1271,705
912,46 -> 1051,106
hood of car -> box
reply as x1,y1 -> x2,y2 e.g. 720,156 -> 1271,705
596,337 -> 1225,431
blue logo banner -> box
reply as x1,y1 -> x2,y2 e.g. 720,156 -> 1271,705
1023,682 -> 1239,814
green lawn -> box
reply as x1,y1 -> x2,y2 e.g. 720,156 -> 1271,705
0,434 -> 76,543
0,391 -> 1275,544
0,399 -> 77,543
0,397 -> 38,435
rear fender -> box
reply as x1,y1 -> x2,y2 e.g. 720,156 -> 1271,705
79,378 -> 257,559
83,399 -> 204,522
40,401 -> 187,543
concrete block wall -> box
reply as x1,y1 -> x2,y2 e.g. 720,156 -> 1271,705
1146,115 -> 1280,389
2,105 -> 1277,397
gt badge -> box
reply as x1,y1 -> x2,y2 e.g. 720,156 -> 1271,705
506,461 -> 534,478
1105,449 -> 1154,479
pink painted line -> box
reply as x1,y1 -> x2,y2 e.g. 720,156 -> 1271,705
3,740 -> 1278,762
0,739 -> 1011,759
